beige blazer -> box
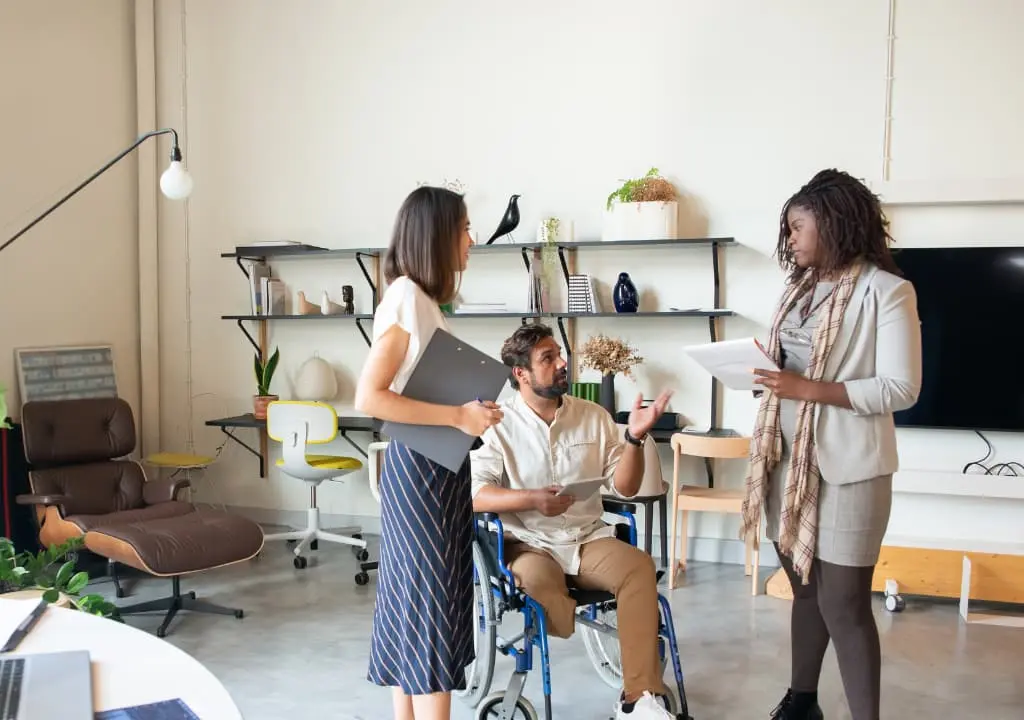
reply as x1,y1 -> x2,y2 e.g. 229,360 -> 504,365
811,262 -> 922,485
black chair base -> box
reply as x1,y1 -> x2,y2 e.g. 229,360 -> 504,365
116,575 -> 244,638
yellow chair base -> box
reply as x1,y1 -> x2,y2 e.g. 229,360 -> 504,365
275,454 -> 363,471
145,452 -> 215,469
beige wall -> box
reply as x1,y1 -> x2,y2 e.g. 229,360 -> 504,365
0,1 -> 142,432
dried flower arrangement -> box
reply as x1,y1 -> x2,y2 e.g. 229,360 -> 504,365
605,167 -> 678,210
578,333 -> 644,378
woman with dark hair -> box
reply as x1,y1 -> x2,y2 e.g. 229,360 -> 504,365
741,169 -> 922,720
356,186 -> 503,720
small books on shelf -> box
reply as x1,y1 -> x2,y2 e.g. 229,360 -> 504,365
567,274 -> 600,313
247,261 -> 286,315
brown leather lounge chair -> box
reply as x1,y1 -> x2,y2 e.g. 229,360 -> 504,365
16,397 -> 265,637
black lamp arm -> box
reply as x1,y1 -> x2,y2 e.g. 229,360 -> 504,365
0,127 -> 182,256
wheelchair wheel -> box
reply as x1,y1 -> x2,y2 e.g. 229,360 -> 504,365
455,540 -> 497,707
474,692 -> 539,720
579,608 -> 668,689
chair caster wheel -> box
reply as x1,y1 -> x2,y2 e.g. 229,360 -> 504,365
355,548 -> 370,562
156,627 -> 167,639
885,593 -> 905,612
352,533 -> 362,540
294,556 -> 308,570
310,540 -> 318,551
355,572 -> 370,586
234,610 -> 244,619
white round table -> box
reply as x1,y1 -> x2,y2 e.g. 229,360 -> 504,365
0,598 -> 241,718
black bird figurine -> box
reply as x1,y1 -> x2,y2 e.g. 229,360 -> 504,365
486,194 -> 521,245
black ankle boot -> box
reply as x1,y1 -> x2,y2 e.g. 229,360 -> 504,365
770,689 -> 823,720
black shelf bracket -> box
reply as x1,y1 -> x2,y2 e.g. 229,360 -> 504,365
220,427 -> 265,478
354,318 -> 372,347
236,319 -> 262,360
355,252 -> 378,307
556,246 -> 572,287
339,430 -> 368,459
235,257 -> 251,279
520,246 -> 532,272
556,315 -> 575,384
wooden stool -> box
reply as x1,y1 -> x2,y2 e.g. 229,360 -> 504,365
668,433 -> 761,595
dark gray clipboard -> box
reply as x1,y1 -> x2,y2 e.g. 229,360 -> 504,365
379,328 -> 511,472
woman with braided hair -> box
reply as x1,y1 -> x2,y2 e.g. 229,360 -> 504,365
741,169 -> 922,720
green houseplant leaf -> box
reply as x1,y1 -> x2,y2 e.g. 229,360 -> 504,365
254,347 -> 280,396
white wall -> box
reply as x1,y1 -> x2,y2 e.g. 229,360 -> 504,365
0,1 -> 142,430
153,0 -> 1024,560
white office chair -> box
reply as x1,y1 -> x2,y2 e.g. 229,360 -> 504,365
264,401 -> 368,570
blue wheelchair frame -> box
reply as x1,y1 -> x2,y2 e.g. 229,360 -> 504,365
472,497 -> 692,720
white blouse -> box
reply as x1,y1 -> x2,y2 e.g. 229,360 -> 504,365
372,276 -> 449,394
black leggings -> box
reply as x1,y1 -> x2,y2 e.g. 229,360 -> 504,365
777,544 -> 881,720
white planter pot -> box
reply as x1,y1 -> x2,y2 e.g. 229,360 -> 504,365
602,200 -> 678,241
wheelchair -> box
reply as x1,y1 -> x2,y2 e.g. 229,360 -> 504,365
456,497 -> 693,720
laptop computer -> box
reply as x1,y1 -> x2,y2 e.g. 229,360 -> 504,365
0,649 -> 93,719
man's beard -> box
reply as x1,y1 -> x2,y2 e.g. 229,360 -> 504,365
532,370 -> 568,399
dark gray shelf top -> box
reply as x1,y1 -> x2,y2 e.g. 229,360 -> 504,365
221,236 -> 736,260
223,245 -> 381,260
223,309 -> 734,322
222,313 -> 375,321
472,237 -> 736,252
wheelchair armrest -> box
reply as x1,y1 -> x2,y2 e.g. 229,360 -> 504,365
601,497 -> 637,516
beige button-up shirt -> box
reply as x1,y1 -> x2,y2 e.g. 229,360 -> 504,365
470,393 -> 634,575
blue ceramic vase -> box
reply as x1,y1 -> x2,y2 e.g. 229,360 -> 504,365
613,272 -> 639,313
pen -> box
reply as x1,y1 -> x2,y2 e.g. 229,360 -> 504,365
1,599 -> 48,653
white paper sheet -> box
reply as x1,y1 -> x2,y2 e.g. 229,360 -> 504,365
684,337 -> 779,391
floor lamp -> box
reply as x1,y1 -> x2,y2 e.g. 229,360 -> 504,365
0,127 -> 196,584
0,127 -> 193,257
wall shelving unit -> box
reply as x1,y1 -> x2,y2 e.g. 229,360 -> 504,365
209,237 -> 739,478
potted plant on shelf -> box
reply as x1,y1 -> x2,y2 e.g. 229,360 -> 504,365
253,347 -> 280,420
0,536 -> 121,620
578,333 -> 644,415
603,167 -> 679,241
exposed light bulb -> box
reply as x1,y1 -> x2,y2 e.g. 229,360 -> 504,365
160,160 -> 194,200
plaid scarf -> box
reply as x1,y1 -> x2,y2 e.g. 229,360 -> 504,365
740,262 -> 863,584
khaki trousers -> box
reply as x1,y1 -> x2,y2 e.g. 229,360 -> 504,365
506,537 -> 666,699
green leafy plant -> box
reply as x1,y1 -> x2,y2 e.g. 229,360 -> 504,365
254,347 -> 280,397
605,167 -> 678,210
0,536 -> 121,620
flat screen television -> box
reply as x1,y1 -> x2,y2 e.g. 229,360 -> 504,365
891,246 -> 1024,432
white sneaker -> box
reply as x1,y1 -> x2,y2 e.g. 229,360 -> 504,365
614,691 -> 675,719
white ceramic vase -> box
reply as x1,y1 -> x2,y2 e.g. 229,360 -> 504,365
602,200 -> 678,241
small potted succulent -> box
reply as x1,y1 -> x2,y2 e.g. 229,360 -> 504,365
253,347 -> 280,420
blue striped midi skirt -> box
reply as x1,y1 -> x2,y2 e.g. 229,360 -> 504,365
367,439 -> 475,695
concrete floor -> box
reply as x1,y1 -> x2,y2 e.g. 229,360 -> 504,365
97,536 -> 1023,720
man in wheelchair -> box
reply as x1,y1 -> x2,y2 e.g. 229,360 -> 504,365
470,323 -> 677,720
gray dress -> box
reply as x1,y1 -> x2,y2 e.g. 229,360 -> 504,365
765,282 -> 893,568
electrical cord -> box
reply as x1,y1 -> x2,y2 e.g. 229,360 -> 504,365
962,430 -> 1023,475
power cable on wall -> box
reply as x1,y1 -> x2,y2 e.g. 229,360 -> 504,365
962,430 -> 1024,476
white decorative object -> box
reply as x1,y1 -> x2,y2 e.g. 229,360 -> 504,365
602,201 -> 678,241
320,291 -> 345,315
294,354 -> 338,402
